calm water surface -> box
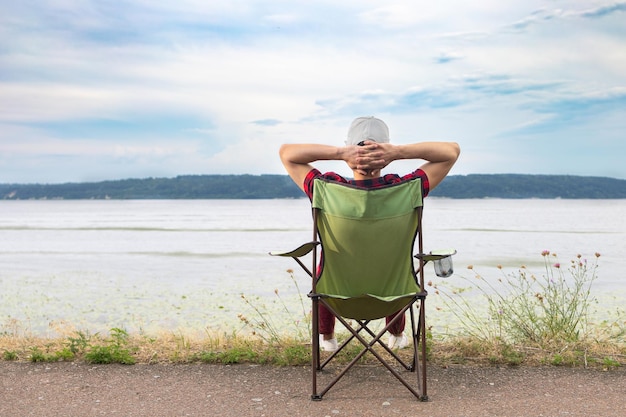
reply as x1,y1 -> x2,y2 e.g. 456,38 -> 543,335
1,199 -> 624,337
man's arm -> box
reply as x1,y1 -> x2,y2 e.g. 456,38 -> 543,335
372,141 -> 461,190
278,143 -> 385,192
279,141 -> 460,192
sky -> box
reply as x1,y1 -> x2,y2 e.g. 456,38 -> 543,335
1,1 -> 625,184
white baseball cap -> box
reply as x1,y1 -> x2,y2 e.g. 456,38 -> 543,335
345,116 -> 390,145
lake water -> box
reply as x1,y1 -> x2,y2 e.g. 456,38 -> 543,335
1,199 -> 624,338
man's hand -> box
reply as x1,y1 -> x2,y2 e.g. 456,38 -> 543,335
344,141 -> 390,175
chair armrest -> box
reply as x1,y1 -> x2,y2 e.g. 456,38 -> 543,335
416,249 -> 457,278
269,241 -> 319,258
415,249 -> 457,262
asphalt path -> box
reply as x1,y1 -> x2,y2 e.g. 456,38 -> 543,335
1,362 -> 624,416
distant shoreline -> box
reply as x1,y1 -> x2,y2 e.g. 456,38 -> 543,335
2,173 -> 626,200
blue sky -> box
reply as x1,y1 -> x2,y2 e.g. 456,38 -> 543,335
1,1 -> 625,184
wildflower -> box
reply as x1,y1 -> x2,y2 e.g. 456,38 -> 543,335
595,252 -> 601,258
238,314 -> 250,325
274,289 -> 279,295
541,250 -> 550,256
286,269 -> 294,273
467,265 -> 474,270
427,280 -> 433,287
497,264 -> 502,269
554,263 -> 561,268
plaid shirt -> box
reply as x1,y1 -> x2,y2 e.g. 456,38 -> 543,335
304,168 -> 430,200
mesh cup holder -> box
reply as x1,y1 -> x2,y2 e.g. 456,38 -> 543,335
434,256 -> 453,277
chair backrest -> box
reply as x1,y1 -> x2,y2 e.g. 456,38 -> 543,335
312,178 -> 424,319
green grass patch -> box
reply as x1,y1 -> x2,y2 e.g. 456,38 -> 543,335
84,328 -> 136,365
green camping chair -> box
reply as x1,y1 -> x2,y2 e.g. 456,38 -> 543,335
271,177 -> 454,401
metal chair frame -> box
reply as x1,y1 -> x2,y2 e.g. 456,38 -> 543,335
271,178 -> 453,401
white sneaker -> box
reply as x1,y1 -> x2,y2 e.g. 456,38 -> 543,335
388,334 -> 409,350
319,335 -> 338,352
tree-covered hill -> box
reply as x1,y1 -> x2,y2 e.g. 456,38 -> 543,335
430,174 -> 626,199
1,174 -> 625,200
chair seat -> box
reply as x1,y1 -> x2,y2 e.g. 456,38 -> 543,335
311,292 -> 426,320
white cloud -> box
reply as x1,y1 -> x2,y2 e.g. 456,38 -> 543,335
0,0 -> 625,183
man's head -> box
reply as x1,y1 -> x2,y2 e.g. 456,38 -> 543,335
345,116 -> 390,146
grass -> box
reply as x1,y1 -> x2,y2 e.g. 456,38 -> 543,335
83,328 -> 136,365
1,253 -> 625,369
430,251 -> 625,368
433,251 -> 602,345
238,269 -> 311,344
1,327 -> 623,369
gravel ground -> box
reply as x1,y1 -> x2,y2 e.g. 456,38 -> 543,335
1,361 -> 625,417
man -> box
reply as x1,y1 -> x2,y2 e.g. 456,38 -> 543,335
279,116 -> 460,351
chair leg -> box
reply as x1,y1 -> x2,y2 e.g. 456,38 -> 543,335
311,296 -> 322,400
409,303 -> 418,373
319,321 -> 370,371
312,298 -> 427,401
415,301 -> 428,401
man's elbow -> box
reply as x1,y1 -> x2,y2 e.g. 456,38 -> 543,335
449,142 -> 461,161
278,144 -> 291,163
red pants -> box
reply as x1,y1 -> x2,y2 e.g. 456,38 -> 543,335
318,303 -> 406,335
